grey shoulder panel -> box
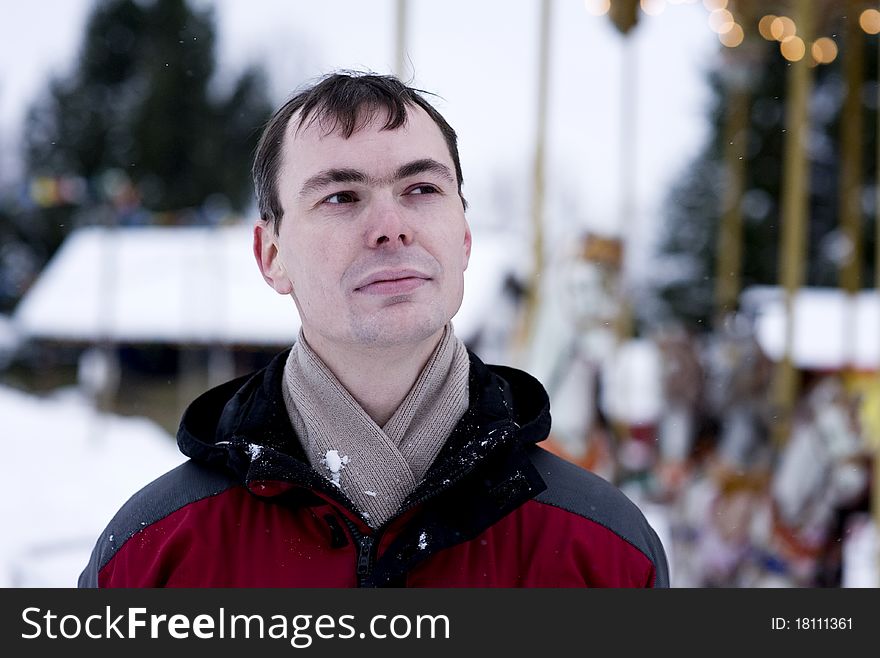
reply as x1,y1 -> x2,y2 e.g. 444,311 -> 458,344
77,460 -> 237,587
528,446 -> 670,587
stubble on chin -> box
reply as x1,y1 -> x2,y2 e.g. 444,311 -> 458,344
347,304 -> 447,349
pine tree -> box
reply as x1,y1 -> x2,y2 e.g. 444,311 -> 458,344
1,0 -> 273,311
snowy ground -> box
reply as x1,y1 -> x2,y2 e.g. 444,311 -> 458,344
1,384 -> 185,587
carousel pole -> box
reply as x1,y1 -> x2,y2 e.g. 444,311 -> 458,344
615,20 -> 637,342
607,0 -> 640,343
771,0 -> 815,446
514,0 -> 552,359
874,5 -> 880,588
713,58 -> 750,323
839,2 -> 865,372
711,1 -> 756,326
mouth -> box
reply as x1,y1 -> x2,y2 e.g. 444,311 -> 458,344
354,269 -> 432,295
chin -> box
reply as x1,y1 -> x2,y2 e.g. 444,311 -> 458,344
351,309 -> 447,348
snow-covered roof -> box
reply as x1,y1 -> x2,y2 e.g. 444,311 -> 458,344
12,224 -> 520,347
743,285 -> 880,370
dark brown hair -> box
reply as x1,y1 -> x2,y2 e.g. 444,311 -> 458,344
252,71 -> 467,232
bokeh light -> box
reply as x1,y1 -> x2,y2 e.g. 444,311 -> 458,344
720,23 -> 744,48
780,35 -> 806,62
641,0 -> 667,16
708,8 -> 735,34
770,16 -> 797,42
811,37 -> 838,65
758,15 -> 777,41
584,0 -> 611,16
860,8 -> 880,34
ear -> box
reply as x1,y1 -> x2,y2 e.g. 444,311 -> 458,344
462,219 -> 472,271
253,220 -> 293,295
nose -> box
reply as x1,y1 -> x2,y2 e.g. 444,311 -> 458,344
365,199 -> 413,248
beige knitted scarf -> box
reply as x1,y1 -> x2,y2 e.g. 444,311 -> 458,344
281,324 -> 470,528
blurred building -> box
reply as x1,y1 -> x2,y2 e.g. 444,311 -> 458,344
742,285 -> 880,372
7,223 -> 524,431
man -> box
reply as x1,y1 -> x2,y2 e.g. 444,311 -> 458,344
79,72 -> 668,587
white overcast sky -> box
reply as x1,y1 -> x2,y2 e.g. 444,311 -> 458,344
0,0 -> 720,276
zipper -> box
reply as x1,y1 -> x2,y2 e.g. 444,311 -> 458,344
329,435 -> 504,585
341,516 -> 377,587
357,536 -> 374,578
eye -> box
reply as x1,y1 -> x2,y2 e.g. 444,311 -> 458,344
405,184 -> 440,196
322,191 -> 358,204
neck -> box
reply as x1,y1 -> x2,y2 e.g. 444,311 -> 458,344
301,327 -> 446,426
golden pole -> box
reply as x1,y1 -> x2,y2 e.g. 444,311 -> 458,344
615,30 -> 637,343
604,0 -> 639,343
876,13 -> 880,296
771,0 -> 814,446
714,77 -> 749,322
876,26 -> 880,297
874,11 -> 880,588
840,2 -> 865,296
714,0 -> 757,325
514,0 -> 551,357
840,3 -> 865,378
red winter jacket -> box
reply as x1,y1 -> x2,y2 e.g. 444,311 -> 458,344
79,350 -> 668,587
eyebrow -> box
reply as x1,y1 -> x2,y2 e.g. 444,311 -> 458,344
298,158 -> 454,199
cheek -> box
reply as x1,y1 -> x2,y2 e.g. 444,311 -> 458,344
283,241 -> 344,297
439,225 -> 470,269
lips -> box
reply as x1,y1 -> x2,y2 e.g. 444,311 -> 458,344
354,269 -> 431,295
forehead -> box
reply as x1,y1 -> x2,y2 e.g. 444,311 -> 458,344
280,104 -> 452,178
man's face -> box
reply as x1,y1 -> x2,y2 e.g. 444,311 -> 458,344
258,105 -> 471,351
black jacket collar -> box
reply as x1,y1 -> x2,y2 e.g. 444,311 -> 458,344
176,348 -> 553,572
178,348 -> 550,472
